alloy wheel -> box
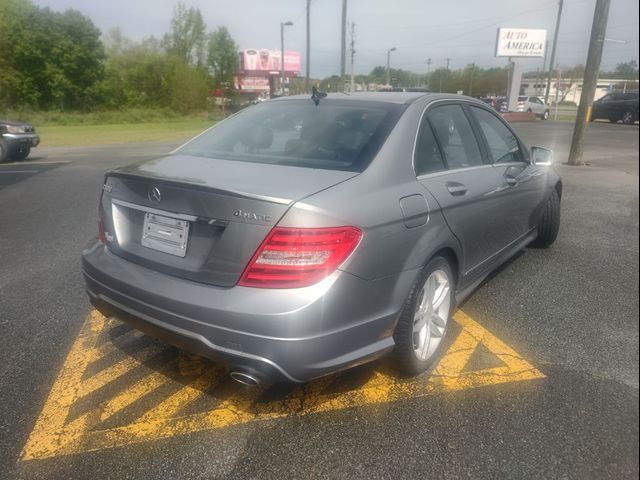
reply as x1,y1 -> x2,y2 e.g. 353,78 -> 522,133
412,270 -> 451,361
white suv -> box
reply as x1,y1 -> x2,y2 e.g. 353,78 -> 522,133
516,96 -> 550,120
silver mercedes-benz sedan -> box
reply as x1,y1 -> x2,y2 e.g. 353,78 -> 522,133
82,92 -> 561,386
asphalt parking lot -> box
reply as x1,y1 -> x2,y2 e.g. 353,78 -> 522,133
0,120 -> 638,479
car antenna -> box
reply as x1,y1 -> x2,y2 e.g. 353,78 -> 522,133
311,86 -> 327,106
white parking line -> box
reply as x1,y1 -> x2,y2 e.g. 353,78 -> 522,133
0,160 -> 70,166
0,170 -> 40,174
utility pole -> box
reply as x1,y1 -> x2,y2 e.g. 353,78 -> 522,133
386,47 -> 396,86
340,0 -> 347,89
349,22 -> 356,93
440,58 -> 450,93
426,58 -> 432,90
280,21 -> 293,95
468,63 -> 475,96
305,0 -> 311,92
568,0 -> 610,166
544,0 -> 564,104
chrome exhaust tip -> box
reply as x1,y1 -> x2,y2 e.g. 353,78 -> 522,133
230,371 -> 262,387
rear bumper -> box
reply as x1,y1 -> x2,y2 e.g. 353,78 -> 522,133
2,132 -> 40,147
82,242 -> 417,383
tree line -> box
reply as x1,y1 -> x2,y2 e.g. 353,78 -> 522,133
0,0 -> 239,113
1,0 -> 638,114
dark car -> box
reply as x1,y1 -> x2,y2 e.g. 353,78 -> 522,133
480,97 -> 508,112
0,119 -> 40,162
83,93 -> 561,386
590,91 -> 639,124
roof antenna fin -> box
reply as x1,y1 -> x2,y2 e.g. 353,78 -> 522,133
311,86 -> 327,106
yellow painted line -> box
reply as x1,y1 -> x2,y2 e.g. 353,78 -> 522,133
100,366 -> 174,421
20,309 -> 546,460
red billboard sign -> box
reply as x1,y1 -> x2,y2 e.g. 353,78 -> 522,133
240,49 -> 301,75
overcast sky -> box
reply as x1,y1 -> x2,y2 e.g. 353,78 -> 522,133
33,0 -> 640,77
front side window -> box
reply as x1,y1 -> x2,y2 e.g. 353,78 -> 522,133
470,107 -> 523,164
427,105 -> 484,169
178,100 -> 405,172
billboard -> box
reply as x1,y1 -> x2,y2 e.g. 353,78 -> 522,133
240,49 -> 301,75
495,28 -> 547,57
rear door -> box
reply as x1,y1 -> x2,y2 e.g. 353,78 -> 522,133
415,103 -> 508,278
467,105 -> 547,242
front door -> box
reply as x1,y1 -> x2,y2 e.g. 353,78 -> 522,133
415,103 -> 508,279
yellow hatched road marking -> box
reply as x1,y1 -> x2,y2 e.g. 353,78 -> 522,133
20,309 -> 545,460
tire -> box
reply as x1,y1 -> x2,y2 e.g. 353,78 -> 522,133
12,145 -> 30,161
609,117 -> 619,124
392,256 -> 456,375
532,189 -> 560,248
542,110 -> 549,120
621,110 -> 635,125
0,139 -> 9,163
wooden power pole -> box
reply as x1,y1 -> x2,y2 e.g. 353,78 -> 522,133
545,0 -> 564,105
305,0 -> 311,92
568,0 -> 611,166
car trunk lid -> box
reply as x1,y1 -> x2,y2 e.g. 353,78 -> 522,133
100,154 -> 358,287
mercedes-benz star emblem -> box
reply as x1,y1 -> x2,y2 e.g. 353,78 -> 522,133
149,186 -> 162,203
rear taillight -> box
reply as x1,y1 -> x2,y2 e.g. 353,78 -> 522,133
238,226 -> 363,288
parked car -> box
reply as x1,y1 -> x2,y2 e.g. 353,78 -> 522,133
481,96 -> 508,113
590,91 -> 639,124
82,93 -> 561,386
0,119 -> 40,163
515,96 -> 549,119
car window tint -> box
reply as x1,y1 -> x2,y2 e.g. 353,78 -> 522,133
179,100 -> 405,172
415,120 -> 446,175
470,107 -> 523,164
427,105 -> 483,169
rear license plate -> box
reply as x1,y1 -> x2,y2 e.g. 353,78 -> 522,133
141,212 -> 190,257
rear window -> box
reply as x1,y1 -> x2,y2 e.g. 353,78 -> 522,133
178,99 -> 406,172
518,96 -> 528,102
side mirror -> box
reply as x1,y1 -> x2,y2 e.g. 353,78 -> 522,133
531,146 -> 554,166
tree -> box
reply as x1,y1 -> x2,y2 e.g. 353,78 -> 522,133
0,0 -> 104,110
162,2 -> 207,67
613,60 -> 639,79
207,27 -> 238,92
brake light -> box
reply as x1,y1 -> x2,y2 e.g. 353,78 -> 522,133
239,226 -> 363,288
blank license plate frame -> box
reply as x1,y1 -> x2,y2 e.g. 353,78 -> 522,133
141,212 -> 190,257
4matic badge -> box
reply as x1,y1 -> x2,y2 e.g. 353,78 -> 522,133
233,209 -> 272,223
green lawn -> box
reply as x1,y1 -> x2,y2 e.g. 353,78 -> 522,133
38,119 -> 216,147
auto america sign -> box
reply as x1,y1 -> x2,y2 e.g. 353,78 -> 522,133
495,28 -> 547,57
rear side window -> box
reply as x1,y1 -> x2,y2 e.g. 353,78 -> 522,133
427,105 -> 483,169
178,100 -> 405,172
471,107 -> 523,164
415,120 -> 446,175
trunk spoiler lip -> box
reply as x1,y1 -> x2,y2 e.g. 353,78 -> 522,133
106,170 -> 294,206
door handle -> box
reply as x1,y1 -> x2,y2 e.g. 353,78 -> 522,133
446,182 -> 468,196
504,176 -> 518,186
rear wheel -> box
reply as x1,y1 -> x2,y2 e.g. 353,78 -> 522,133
532,189 -> 560,248
0,139 -> 9,163
392,256 -> 455,375
621,110 -> 635,125
12,145 -> 30,161
609,117 -> 619,124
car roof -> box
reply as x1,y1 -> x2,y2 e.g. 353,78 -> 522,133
271,92 -> 481,106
